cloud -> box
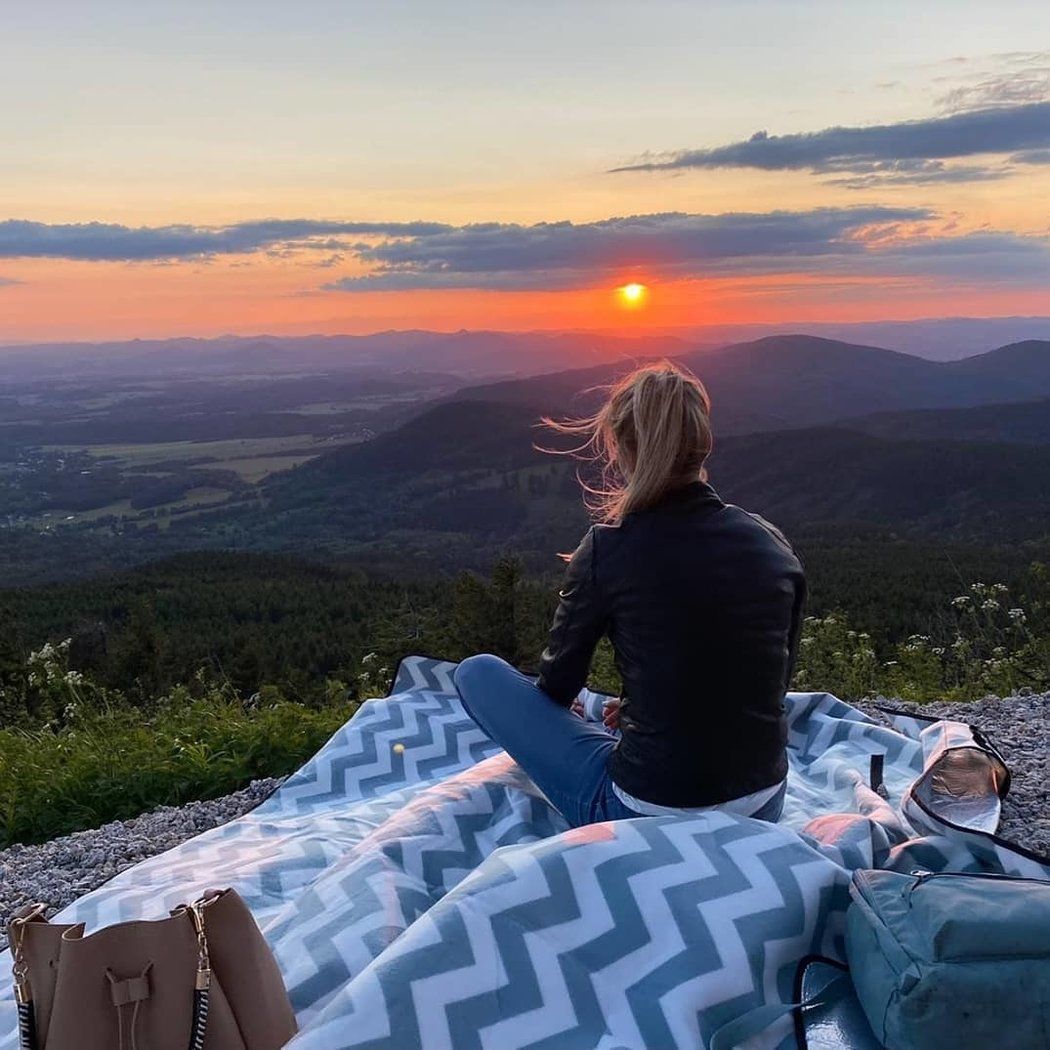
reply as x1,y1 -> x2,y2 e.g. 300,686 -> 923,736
0,219 -> 453,261
1013,148 -> 1050,165
826,160 -> 1014,189
322,208 -> 930,291
0,275 -> 20,287
849,230 -> 1050,283
936,51 -> 1050,112
611,101 -> 1050,185
319,207 -> 1050,291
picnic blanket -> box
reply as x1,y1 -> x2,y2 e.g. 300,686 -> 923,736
2,655 -> 1048,1050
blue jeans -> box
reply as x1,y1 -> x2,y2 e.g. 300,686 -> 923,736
453,653 -> 786,829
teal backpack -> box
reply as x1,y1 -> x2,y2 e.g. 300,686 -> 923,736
845,868 -> 1050,1050
710,866 -> 1050,1050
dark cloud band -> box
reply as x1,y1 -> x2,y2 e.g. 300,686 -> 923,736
611,101 -> 1050,184
321,208 -> 1050,291
0,219 -> 453,261
324,207 -> 930,291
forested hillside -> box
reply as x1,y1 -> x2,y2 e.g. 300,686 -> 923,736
240,398 -> 1050,568
3,536 -> 1046,716
844,398 -> 1050,444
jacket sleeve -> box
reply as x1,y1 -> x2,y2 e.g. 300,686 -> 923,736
784,572 -> 807,691
536,527 -> 608,705
749,511 -> 807,692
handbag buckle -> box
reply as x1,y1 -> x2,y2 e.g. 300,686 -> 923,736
188,900 -> 212,991
10,904 -> 45,1004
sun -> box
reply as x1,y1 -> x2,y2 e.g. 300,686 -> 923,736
617,282 -> 648,308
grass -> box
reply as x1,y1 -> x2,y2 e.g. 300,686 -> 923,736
219,454 -> 321,482
48,435 -> 343,468
35,487 -> 234,529
0,693 -> 355,848
37,436 -> 365,515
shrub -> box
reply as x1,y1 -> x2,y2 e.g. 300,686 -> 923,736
0,683 -> 354,847
793,616 -> 879,698
794,580 -> 1047,703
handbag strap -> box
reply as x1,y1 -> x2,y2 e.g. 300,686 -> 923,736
186,896 -> 214,1050
9,905 -> 46,1050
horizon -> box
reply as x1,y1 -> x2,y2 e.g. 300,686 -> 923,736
3,2 -> 1049,344
3,315 -> 1049,368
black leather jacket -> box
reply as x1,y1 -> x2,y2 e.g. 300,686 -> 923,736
537,481 -> 805,807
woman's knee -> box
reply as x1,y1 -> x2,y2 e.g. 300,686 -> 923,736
453,653 -> 510,699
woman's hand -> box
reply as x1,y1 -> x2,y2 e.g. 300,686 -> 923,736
602,698 -> 622,730
570,698 -> 586,719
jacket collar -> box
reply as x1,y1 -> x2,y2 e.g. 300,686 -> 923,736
645,479 -> 724,513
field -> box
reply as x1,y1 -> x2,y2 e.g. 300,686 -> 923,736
62,435 -> 351,484
1,370 -> 450,531
20,439 -> 343,526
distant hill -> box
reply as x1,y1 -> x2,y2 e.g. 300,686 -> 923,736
672,317 -> 1050,361
709,428 -> 1050,540
9,331 -> 1047,582
192,397 -> 563,573
0,330 -> 696,382
281,400 -> 546,483
256,335 -> 1050,556
250,388 -> 1050,564
447,335 -> 1050,432
844,397 -> 1050,445
674,335 -> 947,425
6,327 -> 1044,391
943,340 -> 1050,393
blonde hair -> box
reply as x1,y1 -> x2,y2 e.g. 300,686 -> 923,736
541,360 -> 713,524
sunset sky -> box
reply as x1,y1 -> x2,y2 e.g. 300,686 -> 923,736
2,1 -> 1049,343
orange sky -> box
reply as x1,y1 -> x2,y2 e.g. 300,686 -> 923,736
2,5 -> 1048,344
3,258 -> 1049,344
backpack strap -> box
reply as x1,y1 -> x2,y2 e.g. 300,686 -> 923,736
708,969 -> 850,1050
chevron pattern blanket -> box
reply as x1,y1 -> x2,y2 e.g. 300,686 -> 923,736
2,655 -> 1048,1050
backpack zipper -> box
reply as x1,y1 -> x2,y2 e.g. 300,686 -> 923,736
910,869 -> 1049,886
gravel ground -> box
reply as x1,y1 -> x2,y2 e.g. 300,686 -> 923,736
1,694 -> 1047,951
0,778 -> 283,951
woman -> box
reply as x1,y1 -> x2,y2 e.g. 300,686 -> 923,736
454,361 -> 805,828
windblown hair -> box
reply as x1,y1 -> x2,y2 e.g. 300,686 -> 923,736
541,360 -> 713,525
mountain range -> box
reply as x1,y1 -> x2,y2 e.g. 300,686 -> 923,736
447,335 -> 1050,431
3,332 -> 1048,589
226,335 -> 1050,564
3,318 -> 1048,382
0,330 -> 695,382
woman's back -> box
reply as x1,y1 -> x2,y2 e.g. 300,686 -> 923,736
592,482 -> 804,808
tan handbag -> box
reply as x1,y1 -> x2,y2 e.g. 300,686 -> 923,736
8,888 -> 298,1050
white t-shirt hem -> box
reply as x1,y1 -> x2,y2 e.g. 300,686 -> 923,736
611,778 -> 785,818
